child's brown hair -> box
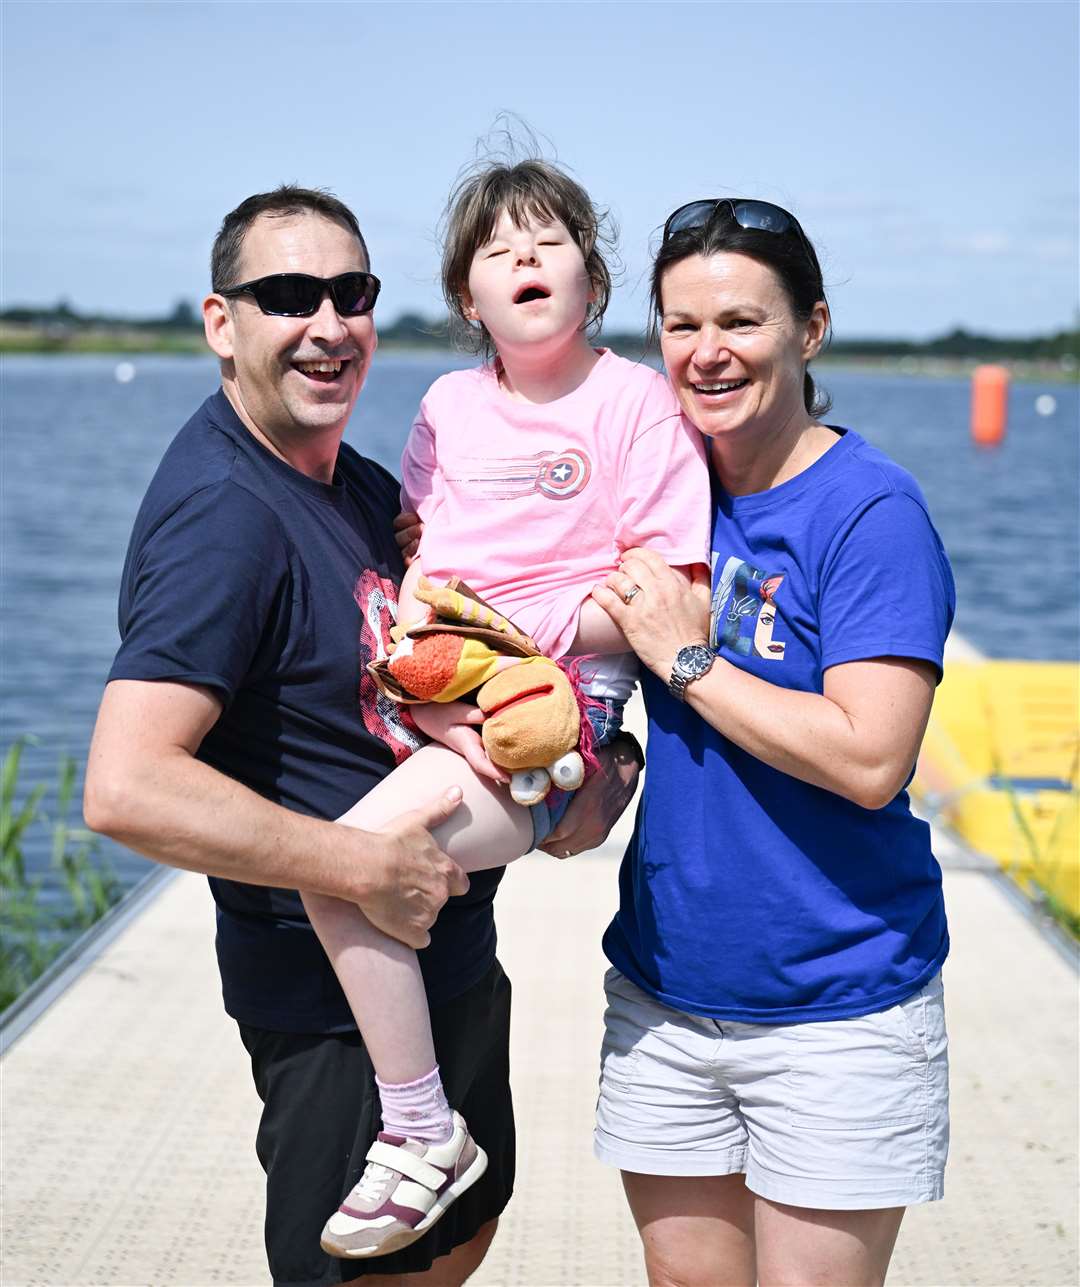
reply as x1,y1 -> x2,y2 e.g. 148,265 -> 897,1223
441,157 -> 615,357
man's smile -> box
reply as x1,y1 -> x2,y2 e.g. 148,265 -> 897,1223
292,356 -> 353,384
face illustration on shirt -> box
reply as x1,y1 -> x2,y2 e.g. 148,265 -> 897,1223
710,556 -> 787,659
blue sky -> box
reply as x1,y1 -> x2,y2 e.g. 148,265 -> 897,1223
2,1 -> 1076,338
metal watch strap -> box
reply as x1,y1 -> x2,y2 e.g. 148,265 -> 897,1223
668,642 -> 714,702
669,668 -> 691,701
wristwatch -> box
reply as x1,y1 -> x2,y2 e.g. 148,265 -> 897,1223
668,642 -> 715,701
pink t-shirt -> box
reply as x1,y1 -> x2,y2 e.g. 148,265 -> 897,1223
402,348 -> 711,665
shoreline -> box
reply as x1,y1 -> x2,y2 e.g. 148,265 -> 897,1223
2,338 -> 1077,383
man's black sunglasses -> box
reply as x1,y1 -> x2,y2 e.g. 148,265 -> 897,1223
220,271 -> 381,318
663,199 -> 813,261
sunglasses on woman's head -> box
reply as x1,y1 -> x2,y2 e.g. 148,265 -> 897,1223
220,271 -> 381,318
663,199 -> 811,257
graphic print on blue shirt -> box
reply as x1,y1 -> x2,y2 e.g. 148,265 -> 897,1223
710,555 -> 787,659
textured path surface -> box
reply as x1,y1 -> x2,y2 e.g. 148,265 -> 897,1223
3,767 -> 1076,1285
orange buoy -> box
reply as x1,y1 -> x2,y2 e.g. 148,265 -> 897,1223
970,364 -> 1010,446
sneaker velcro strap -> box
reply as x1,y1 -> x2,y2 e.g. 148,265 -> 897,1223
365,1141 -> 446,1192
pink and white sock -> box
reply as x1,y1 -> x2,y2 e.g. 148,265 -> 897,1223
375,1065 -> 454,1144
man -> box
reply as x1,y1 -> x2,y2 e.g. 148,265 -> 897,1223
84,186 -> 637,1287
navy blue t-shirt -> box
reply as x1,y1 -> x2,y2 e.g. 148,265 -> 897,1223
604,429 -> 955,1023
109,390 -> 503,1032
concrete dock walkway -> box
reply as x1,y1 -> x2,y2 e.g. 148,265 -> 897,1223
3,775 -> 1077,1285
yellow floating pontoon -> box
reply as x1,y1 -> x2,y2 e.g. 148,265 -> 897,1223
913,658 -> 1079,920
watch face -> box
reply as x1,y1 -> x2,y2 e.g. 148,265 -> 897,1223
676,644 -> 713,676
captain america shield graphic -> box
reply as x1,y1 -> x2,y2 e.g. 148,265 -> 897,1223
536,451 -> 591,499
444,447 -> 594,501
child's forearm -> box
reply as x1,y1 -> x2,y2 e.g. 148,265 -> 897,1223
570,563 -> 702,656
396,558 -> 429,629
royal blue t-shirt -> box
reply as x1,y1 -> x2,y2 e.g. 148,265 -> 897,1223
109,390 -> 504,1032
604,428 -> 955,1023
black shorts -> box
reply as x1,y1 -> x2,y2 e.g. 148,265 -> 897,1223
238,960 -> 515,1285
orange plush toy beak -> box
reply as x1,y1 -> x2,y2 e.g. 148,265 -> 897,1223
388,634 -> 508,702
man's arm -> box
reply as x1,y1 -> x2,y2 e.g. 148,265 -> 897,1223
539,732 -> 643,858
84,679 -> 468,949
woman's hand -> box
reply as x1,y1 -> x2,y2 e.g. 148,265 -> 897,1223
411,701 -> 509,784
591,550 -> 712,679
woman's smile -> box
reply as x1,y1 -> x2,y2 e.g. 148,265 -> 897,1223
688,376 -> 750,399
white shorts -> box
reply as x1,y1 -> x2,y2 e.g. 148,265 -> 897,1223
594,967 -> 949,1210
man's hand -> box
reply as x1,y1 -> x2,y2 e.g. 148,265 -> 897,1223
393,510 -> 423,566
362,788 -> 471,948
540,732 -> 643,859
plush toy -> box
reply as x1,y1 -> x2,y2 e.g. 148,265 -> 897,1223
368,578 -> 592,806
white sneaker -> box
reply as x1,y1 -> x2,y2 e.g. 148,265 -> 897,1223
320,1112 -> 488,1259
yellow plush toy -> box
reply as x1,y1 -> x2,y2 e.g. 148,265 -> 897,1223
368,579 -> 589,806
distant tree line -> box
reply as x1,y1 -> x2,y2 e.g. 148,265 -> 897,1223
2,299 -> 202,331
2,300 -> 1078,362
818,326 -> 1079,363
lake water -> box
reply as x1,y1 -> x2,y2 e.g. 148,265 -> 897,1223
2,353 -> 1077,899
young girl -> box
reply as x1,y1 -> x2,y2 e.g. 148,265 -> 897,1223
305,159 -> 711,1260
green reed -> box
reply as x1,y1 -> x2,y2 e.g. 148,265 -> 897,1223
1,740 -> 122,1011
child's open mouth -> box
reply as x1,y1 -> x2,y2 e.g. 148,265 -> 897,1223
513,286 -> 551,305
294,358 -> 350,384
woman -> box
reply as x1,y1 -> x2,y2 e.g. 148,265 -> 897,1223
591,199 -> 953,1287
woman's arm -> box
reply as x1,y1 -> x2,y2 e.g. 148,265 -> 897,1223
593,548 -> 936,811
685,654 -> 935,810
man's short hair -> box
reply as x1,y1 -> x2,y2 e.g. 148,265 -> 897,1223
211,186 -> 369,293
